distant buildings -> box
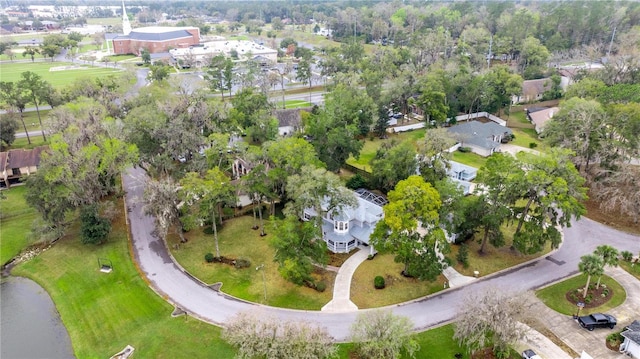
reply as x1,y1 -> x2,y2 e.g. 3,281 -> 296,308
112,26 -> 200,55
169,38 -> 278,67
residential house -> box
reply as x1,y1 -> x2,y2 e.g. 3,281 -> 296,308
302,189 -> 386,254
0,146 -> 47,188
526,107 -> 559,134
512,78 -> 552,104
447,161 -> 478,195
275,108 -> 307,137
447,120 -> 513,157
621,320 -> 640,358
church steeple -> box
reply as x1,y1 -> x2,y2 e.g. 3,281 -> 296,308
122,0 -> 132,35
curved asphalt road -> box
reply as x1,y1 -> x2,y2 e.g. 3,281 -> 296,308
124,167 -> 640,341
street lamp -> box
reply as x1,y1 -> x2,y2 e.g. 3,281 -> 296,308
256,264 -> 267,303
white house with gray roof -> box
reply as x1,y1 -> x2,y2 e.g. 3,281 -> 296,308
621,320 -> 640,358
302,189 -> 386,254
447,120 -> 513,157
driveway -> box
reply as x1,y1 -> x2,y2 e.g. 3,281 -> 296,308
123,167 -> 640,341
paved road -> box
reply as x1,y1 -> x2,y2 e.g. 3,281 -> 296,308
123,166 -> 640,341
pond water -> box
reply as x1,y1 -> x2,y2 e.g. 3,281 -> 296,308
1,276 -> 75,359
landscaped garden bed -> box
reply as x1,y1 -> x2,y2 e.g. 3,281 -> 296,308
536,274 -> 626,315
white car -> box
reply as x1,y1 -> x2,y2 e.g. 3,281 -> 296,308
522,349 -> 542,359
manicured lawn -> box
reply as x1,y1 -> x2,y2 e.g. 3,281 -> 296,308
86,17 -> 122,26
412,324 -> 470,358
620,261 -> 640,280
169,215 -> 334,310
350,253 -> 445,308
5,136 -> 48,150
452,151 -> 488,169
0,185 -> 39,265
536,274 -> 626,315
506,111 -> 533,128
449,223 -> 552,277
12,197 -> 237,358
273,99 -> 313,109
0,110 -> 49,132
511,128 -> 545,151
0,61 -> 121,88
346,128 -> 426,172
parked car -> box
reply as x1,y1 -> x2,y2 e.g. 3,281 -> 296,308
577,313 -> 617,331
522,349 -> 542,359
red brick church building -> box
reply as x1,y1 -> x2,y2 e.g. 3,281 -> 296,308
112,26 -> 200,55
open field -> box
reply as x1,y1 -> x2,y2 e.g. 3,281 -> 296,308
0,185 -> 39,265
0,61 -> 121,88
0,110 -> 49,133
12,198 -> 237,358
169,215 -> 334,310
536,274 -> 626,315
5,136 -> 48,150
86,17 -> 122,26
346,128 -> 426,172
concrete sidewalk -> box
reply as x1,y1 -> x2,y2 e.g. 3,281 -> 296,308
516,323 -> 574,359
442,266 -> 477,287
321,247 -> 369,312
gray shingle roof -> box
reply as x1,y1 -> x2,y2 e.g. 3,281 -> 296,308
275,109 -> 302,128
628,320 -> 640,332
447,120 -> 512,150
622,330 -> 640,345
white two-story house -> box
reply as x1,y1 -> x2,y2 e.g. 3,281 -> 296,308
302,189 -> 386,254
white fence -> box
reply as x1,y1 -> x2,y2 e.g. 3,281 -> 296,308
454,112 -> 507,126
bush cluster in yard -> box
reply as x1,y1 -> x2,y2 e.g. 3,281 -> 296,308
235,258 -> 251,269
315,281 -> 327,292
374,276 -> 385,289
458,146 -> 471,153
204,253 -> 215,263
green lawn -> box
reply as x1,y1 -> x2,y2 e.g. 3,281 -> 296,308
86,17 -> 122,26
0,61 -> 121,88
0,186 -> 39,265
511,128 -> 545,151
451,151 -> 488,169
351,253 -> 445,308
0,110 -> 49,133
169,215 -> 334,310
5,136 -> 48,150
12,198 -> 237,359
346,128 -> 427,172
449,223 -> 552,277
536,274 -> 626,315
620,261 -> 640,280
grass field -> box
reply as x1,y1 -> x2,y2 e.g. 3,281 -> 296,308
0,110 -> 49,133
536,274 -> 626,316
12,197 -> 237,358
351,253 -> 445,308
511,128 -> 545,151
86,17 -> 122,26
5,136 -> 48,150
0,185 -> 39,265
169,215 -> 334,310
0,61 -> 121,88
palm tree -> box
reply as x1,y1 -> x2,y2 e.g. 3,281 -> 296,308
594,245 -> 619,288
578,254 -> 604,298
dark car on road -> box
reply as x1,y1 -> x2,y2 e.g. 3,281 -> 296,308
577,313 -> 617,331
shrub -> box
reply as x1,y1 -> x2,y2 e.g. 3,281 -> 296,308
621,250 -> 633,262
346,173 -> 369,190
584,294 -> 593,304
367,253 -> 377,260
374,276 -> 385,289
529,142 -> 538,149
456,243 -> 469,268
458,146 -> 471,153
607,332 -> 624,345
315,281 -> 327,292
235,258 -> 251,269
204,253 -> 215,263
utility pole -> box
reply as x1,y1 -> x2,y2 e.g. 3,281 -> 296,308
487,34 -> 493,69
607,26 -> 617,58
256,264 -> 267,302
